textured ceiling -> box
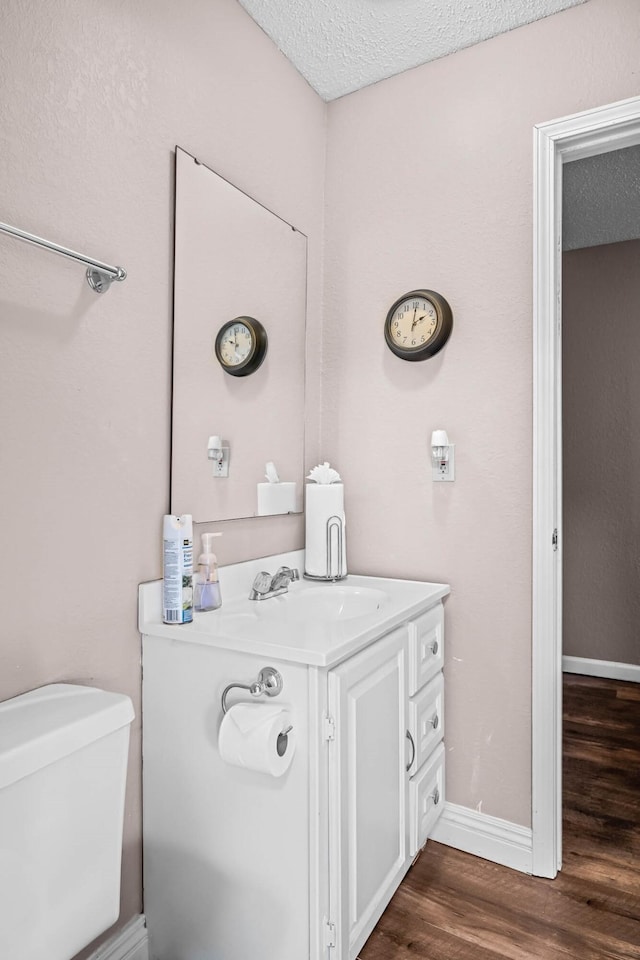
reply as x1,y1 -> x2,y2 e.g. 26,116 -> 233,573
238,0 -> 588,101
563,146 -> 640,251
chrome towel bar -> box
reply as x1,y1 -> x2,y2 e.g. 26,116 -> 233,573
0,219 -> 127,293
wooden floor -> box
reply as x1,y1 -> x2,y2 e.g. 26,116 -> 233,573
359,674 -> 640,960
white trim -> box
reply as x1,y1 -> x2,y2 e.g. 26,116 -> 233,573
430,802 -> 532,875
532,95 -> 640,880
87,916 -> 148,960
532,109 -> 563,880
563,656 -> 640,684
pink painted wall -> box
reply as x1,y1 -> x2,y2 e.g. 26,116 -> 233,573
0,0 -> 325,955
563,239 -> 640,668
2,0 -> 639,944
323,0 -> 640,826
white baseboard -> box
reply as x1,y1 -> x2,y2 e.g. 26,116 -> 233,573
89,916 -> 148,960
430,802 -> 533,874
563,656 -> 640,684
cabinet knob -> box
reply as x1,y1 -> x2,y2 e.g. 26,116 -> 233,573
430,639 -> 439,656
405,730 -> 416,772
426,713 -> 439,730
431,787 -> 440,806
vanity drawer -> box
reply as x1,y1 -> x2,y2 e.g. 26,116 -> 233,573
408,673 -> 444,773
408,602 -> 444,695
409,742 -> 445,856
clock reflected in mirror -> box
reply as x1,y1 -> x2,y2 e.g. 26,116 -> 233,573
214,316 -> 268,377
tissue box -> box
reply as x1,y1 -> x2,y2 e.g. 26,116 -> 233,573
257,482 -> 297,516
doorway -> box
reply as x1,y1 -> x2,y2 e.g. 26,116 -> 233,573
532,94 -> 640,879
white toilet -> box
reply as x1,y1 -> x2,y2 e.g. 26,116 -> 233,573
0,682 -> 134,960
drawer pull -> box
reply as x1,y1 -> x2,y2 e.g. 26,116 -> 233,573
431,787 -> 440,806
406,730 -> 416,772
430,639 -> 439,656
426,713 -> 439,731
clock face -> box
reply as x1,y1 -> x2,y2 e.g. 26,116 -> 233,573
384,289 -> 452,361
388,295 -> 438,352
218,321 -> 253,367
214,316 -> 268,377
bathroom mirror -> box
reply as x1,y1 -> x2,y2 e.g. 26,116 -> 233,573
171,147 -> 307,522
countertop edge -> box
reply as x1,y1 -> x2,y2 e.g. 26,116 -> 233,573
140,578 -> 450,668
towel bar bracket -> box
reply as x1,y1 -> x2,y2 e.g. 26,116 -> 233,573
86,266 -> 127,294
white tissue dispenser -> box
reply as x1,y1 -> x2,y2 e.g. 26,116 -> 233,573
257,461 -> 297,515
257,482 -> 297,516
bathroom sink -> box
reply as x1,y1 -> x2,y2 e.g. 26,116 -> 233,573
140,559 -> 450,666
254,585 -> 388,622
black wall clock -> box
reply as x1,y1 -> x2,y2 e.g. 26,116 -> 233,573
214,316 -> 268,377
384,290 -> 453,361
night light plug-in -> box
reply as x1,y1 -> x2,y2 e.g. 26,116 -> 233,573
431,430 -> 455,482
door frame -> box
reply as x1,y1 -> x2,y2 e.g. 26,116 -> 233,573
532,94 -> 640,878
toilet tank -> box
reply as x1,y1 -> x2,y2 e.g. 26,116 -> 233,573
0,683 -> 134,960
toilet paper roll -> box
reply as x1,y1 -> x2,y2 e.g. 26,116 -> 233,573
218,703 -> 296,777
305,483 -> 347,578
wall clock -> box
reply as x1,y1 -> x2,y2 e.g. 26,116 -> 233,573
214,316 -> 268,377
384,290 -> 453,361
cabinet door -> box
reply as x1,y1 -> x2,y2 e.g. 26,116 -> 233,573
328,627 -> 410,960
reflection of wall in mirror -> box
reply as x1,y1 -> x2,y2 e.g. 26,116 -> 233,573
171,147 -> 306,523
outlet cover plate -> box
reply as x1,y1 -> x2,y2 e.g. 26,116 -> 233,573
432,446 -> 455,482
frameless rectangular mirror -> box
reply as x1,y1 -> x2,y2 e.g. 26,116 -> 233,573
171,147 -> 306,522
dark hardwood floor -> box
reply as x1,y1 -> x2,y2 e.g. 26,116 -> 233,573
359,674 -> 640,959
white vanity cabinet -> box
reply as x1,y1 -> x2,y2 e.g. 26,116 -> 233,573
139,561 -> 448,960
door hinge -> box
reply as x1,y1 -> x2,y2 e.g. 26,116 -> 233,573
552,528 -> 558,551
323,919 -> 336,949
323,716 -> 336,741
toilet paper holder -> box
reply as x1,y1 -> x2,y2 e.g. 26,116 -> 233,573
221,666 -> 284,714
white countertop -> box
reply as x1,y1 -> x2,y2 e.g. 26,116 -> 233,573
140,550 -> 449,667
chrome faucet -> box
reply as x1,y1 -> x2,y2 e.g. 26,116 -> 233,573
271,566 -> 300,591
249,566 -> 300,600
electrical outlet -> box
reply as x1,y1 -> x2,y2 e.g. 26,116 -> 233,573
432,446 -> 455,482
211,447 -> 230,477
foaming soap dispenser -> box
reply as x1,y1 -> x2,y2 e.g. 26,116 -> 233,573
194,532 -> 223,612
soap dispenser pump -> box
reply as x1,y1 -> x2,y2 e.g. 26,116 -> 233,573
194,532 -> 223,612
